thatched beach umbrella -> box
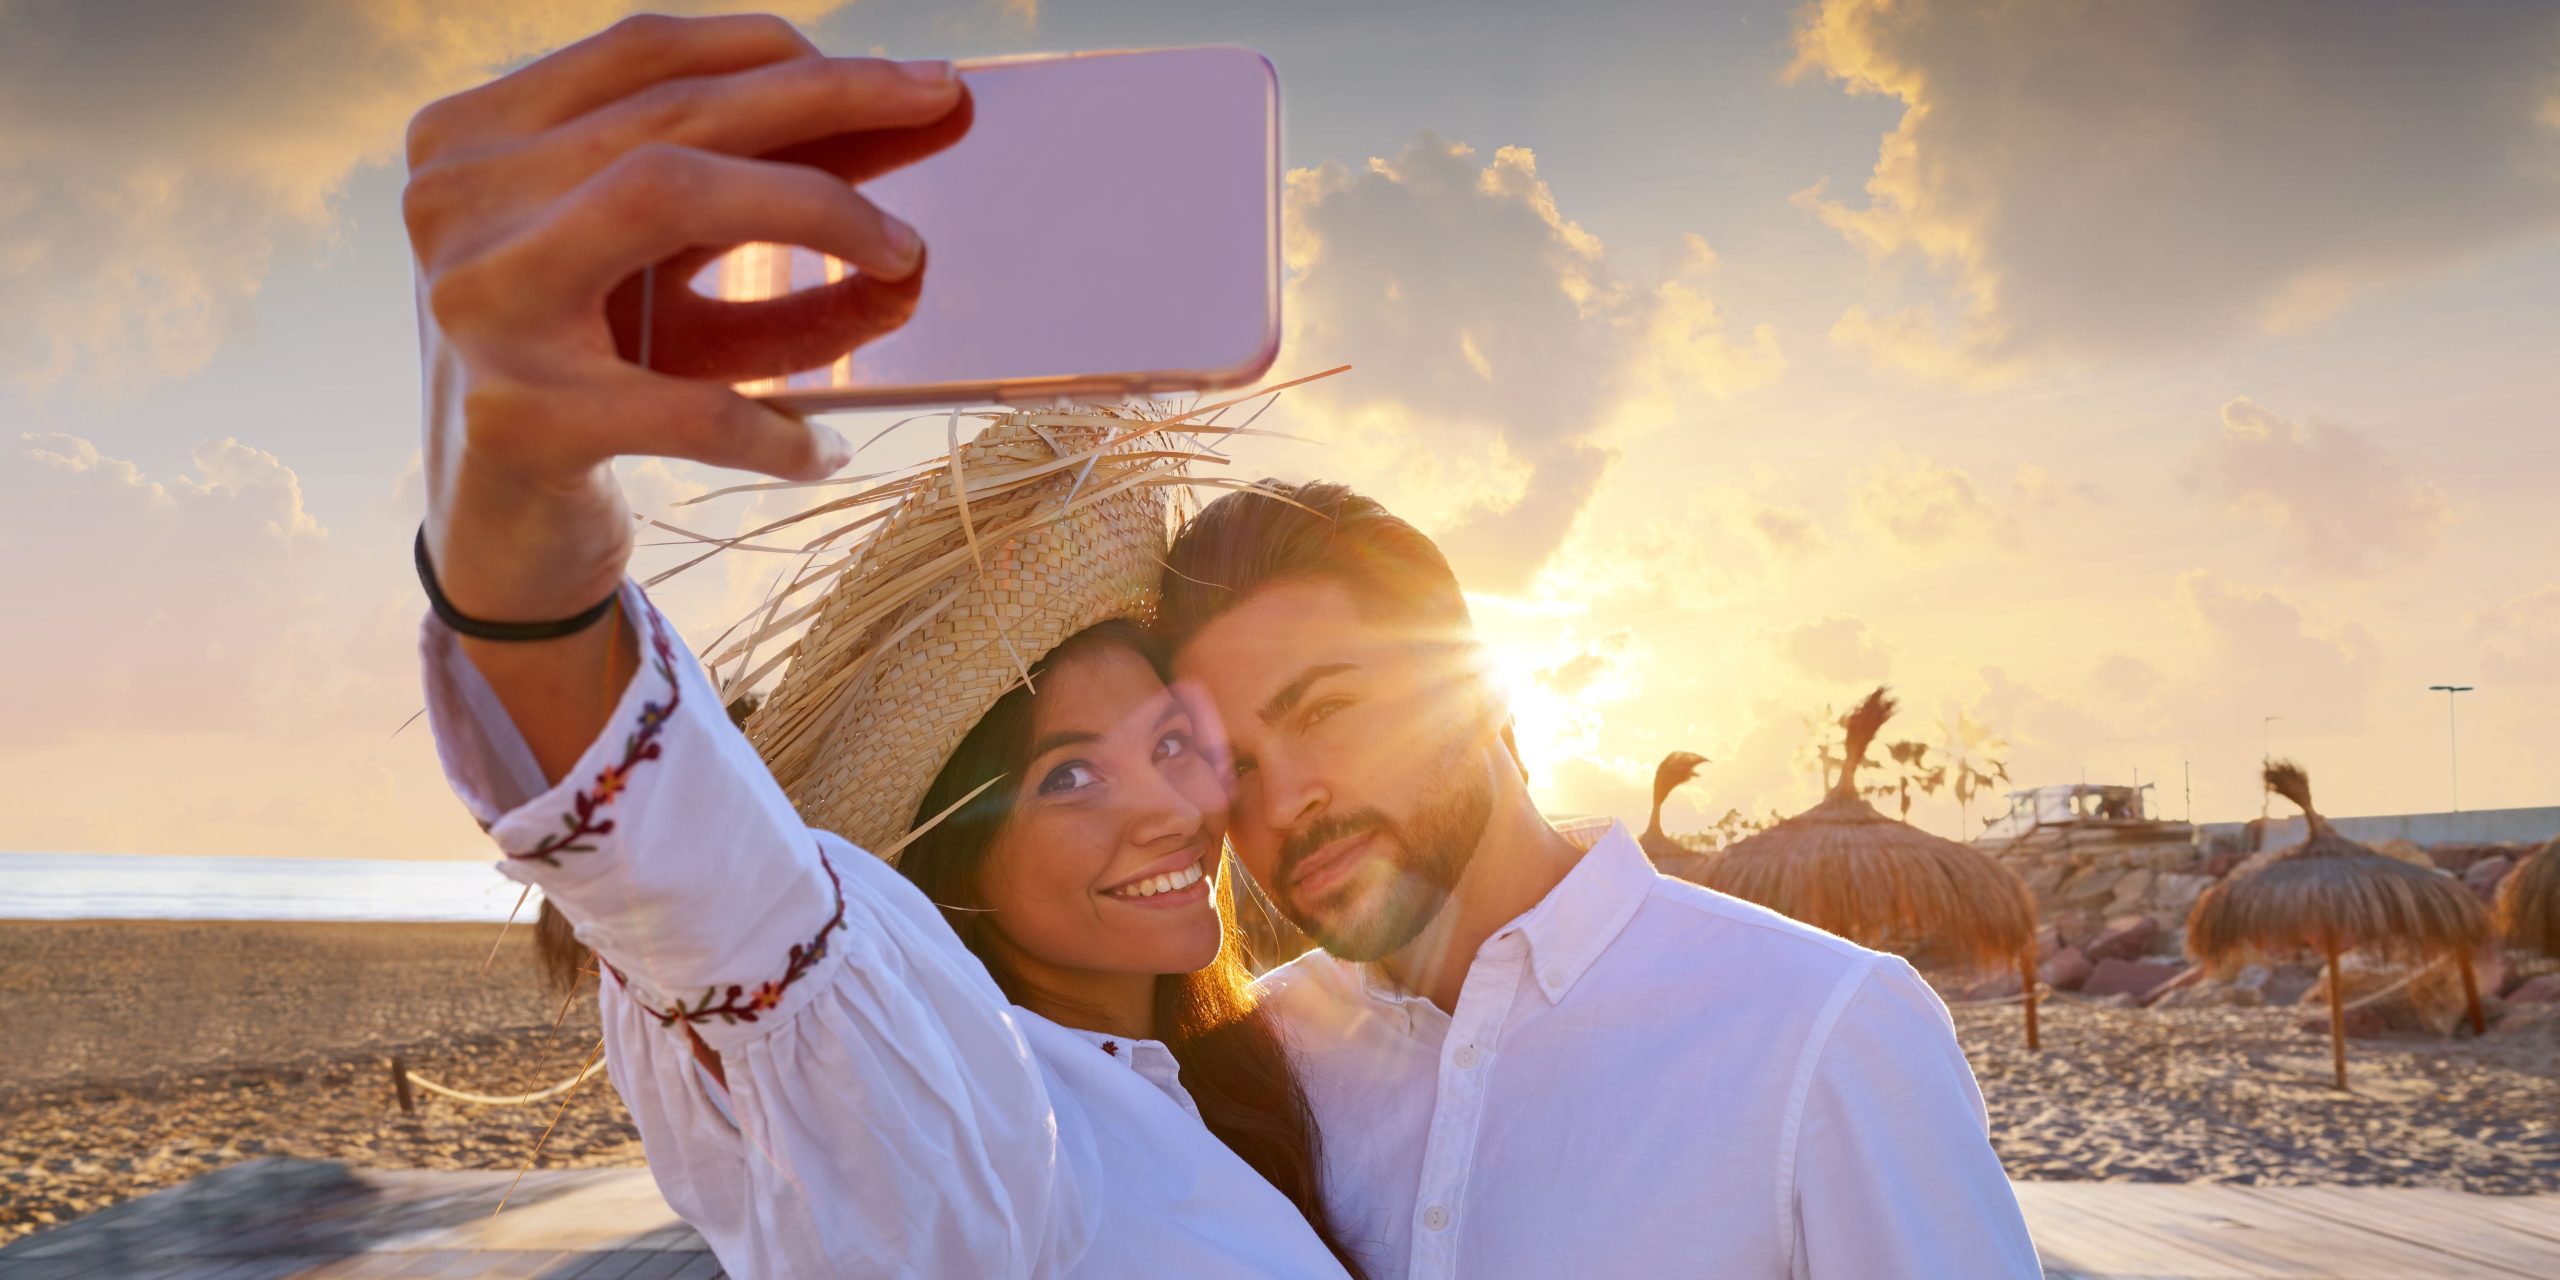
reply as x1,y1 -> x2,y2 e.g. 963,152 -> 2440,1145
2495,837 -> 2560,959
2187,761 -> 2492,1090
1703,689 -> 2043,1048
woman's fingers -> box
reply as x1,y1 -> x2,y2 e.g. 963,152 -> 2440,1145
609,259 -> 926,381
766,85 -> 976,187
547,55 -> 962,181
579,368 -> 851,482
490,145 -> 927,313
409,13 -> 821,165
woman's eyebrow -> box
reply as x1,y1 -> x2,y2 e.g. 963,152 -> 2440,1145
1026,728 -> 1101,760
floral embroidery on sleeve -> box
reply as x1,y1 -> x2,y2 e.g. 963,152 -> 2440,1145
505,596 -> 681,867
603,846 -> 850,1029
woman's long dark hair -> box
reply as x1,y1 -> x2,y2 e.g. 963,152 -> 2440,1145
900,619 -> 1368,1277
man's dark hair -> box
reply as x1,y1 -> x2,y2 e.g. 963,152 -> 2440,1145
1158,480 -> 1471,646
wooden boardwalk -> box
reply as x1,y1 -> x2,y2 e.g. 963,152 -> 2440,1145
5,1160 -> 2555,1278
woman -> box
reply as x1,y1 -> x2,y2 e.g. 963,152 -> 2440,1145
424,416 -> 1365,1280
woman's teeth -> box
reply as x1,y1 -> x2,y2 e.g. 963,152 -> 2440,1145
1108,859 -> 1207,900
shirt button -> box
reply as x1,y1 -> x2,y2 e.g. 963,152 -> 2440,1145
1422,1205 -> 1451,1232
1542,966 -> 1565,986
1453,1044 -> 1481,1069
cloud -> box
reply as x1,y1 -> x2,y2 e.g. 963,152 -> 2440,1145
1281,134 -> 1779,591
2473,586 -> 2560,687
1746,504 -> 1831,559
2011,463 -> 2106,509
1853,447 -> 2019,551
2181,397 -> 2452,575
0,1 -> 854,395
1790,0 -> 2560,375
2176,570 -> 2379,734
2,431 -> 352,744
1781,615 -> 1893,683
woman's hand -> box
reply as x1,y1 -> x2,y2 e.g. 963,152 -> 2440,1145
409,12 -> 966,622
406,13 -> 965,779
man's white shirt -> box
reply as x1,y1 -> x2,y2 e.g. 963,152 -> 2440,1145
1257,820 -> 2043,1279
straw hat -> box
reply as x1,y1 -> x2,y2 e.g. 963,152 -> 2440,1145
673,370 -> 1341,860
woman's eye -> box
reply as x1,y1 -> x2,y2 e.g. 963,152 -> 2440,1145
1154,730 -> 1192,762
1038,762 -> 1101,795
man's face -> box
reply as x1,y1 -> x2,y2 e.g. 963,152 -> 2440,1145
1171,580 -> 1498,961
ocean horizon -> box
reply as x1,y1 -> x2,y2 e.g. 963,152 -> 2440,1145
0,851 -> 541,923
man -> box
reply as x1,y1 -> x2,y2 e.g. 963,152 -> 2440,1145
1160,483 -> 2042,1279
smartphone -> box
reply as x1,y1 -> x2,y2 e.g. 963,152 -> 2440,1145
704,45 -> 1280,412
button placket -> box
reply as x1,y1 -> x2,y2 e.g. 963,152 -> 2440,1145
1403,937 -> 1526,1279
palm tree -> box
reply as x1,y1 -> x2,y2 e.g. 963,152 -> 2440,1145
2187,761 -> 2492,1090
1704,688 -> 2044,1048
1937,709 -> 2011,836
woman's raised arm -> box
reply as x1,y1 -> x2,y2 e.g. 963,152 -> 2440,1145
407,12 -> 958,778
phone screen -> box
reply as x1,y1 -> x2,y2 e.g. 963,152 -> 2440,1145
704,46 -> 1280,411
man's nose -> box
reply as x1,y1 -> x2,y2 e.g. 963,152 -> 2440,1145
1254,745 -> 1327,834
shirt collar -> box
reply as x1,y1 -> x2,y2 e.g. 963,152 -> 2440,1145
1503,819 -> 1654,1005
1352,818 -> 1656,1011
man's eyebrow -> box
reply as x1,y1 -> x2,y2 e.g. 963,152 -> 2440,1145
1257,663 -> 1358,726
1027,728 -> 1101,760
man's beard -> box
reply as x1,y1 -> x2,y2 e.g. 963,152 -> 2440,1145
1271,756 -> 1496,963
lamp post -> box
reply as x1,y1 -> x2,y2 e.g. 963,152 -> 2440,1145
2428,685 -> 2473,814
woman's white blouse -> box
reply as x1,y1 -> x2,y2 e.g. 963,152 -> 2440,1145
420,584 -> 1352,1280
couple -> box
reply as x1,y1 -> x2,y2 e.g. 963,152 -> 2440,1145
409,14 -> 2039,1278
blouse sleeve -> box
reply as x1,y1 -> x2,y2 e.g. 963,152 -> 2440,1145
420,582 -> 1096,1278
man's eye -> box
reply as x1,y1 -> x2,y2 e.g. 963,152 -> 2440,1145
1039,762 -> 1101,795
1154,730 -> 1192,762
1305,697 -> 1349,728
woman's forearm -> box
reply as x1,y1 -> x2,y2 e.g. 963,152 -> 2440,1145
457,610 -> 641,787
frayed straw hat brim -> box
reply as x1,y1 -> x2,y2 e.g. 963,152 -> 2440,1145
649,368 -> 1344,860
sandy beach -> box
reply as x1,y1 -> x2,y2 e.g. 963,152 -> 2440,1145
5,920 -> 2557,1248
1,920 -> 640,1245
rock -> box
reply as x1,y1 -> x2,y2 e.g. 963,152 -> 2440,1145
2427,842 -> 2510,875
2163,962 -> 2278,1009
2377,838 -> 2429,868
2052,909 -> 2100,950
1953,969 -> 2024,1001
2084,915 -> 2161,963
2083,958 -> 2184,1000
2044,947 -> 2093,991
2154,873 -> 2213,917
2509,974 -> 2560,1005
2260,963 -> 2321,1006
2299,1004 -> 2391,1039
2034,924 -> 2061,962
2464,855 -> 2514,903
2200,847 -> 2251,878
2105,868 -> 2159,914
2296,957 -> 2481,1035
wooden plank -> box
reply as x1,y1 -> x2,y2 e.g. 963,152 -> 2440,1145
2228,1186 -> 2555,1278
2391,1189 -> 2560,1250
2022,1186 -> 2283,1278
2013,1183 -> 2560,1279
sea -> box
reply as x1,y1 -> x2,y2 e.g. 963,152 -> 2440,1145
0,851 -> 541,923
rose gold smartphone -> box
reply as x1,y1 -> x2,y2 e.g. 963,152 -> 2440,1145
709,45 -> 1280,411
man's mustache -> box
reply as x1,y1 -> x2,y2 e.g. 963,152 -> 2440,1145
1275,808 -> 1398,890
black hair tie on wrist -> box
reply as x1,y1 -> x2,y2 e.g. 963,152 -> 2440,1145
414,525 -> 620,642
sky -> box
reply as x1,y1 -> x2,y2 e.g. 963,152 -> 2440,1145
5,0 -> 2558,860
